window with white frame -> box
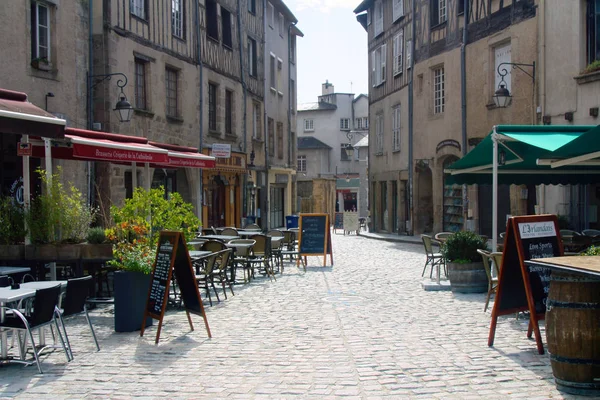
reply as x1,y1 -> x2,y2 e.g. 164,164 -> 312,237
439,0 -> 447,23
279,13 -> 284,37
392,105 -> 401,151
374,0 -> 384,37
430,0 -> 447,27
222,8 -> 233,48
248,37 -> 257,77
364,117 -> 369,128
268,2 -> 274,28
270,54 -> 276,90
248,0 -> 256,14
340,118 -> 350,130
290,79 -> 296,113
393,0 -> 404,22
130,0 -> 146,19
371,44 -> 387,87
406,39 -> 412,69
375,113 -> 384,154
356,118 -> 362,129
297,155 -> 307,173
304,119 -> 314,132
253,101 -> 262,139
393,30 -> 404,76
134,58 -> 148,110
172,0 -> 184,38
166,67 -> 179,117
277,58 -> 283,94
433,66 -> 445,114
31,2 -> 51,62
587,0 -> 600,63
494,43 -> 511,95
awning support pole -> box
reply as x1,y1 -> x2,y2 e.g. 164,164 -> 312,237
144,163 -> 150,191
132,162 -> 137,191
23,135 -> 31,245
492,127 -> 499,252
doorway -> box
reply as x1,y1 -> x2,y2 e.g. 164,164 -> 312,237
206,175 -> 227,228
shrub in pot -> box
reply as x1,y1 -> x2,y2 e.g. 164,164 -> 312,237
441,231 -> 489,293
0,196 -> 26,260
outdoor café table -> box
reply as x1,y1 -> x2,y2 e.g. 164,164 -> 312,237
189,250 -> 212,259
197,235 -> 240,242
0,266 -> 31,276
0,280 -> 66,361
237,230 -> 263,237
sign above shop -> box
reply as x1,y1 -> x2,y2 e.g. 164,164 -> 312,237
212,143 -> 231,158
436,139 -> 461,153
17,142 -> 32,157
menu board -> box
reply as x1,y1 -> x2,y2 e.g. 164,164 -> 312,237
147,236 -> 175,317
488,215 -> 563,355
141,231 -> 211,344
298,213 -> 333,266
343,212 -> 359,235
334,212 -> 343,233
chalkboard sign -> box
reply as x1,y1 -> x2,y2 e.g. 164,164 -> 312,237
298,213 -> 333,266
141,231 -> 211,344
334,212 -> 343,233
488,215 -> 562,355
343,212 -> 359,235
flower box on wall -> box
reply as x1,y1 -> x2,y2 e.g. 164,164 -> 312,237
78,243 -> 113,261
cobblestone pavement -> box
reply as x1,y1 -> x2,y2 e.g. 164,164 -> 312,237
0,234 -> 581,399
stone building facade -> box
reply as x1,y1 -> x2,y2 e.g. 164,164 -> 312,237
0,0 -> 89,196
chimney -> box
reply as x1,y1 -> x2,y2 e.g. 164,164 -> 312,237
322,80 -> 334,95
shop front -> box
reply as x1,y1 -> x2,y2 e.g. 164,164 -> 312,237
202,150 -> 247,228
268,168 -> 295,229
336,178 -> 360,213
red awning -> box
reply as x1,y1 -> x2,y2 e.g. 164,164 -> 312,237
0,88 -> 66,139
28,128 -> 215,169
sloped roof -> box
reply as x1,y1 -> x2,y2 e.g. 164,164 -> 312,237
354,0 -> 373,14
354,136 -> 369,148
353,94 -> 369,103
298,136 -> 332,150
297,102 -> 337,112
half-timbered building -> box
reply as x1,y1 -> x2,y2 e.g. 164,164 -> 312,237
356,0 -> 539,235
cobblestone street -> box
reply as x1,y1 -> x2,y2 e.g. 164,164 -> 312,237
0,233 -> 577,399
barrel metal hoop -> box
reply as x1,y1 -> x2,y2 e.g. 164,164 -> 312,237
551,354 -> 600,365
546,299 -> 600,309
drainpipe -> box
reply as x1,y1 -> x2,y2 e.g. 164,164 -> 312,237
460,0 -> 468,230
237,0 -> 248,226
407,0 -> 416,235
288,22 -> 297,215
263,0 -> 270,229
195,0 -> 204,223
87,0 -> 94,206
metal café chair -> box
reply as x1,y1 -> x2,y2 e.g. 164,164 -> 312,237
267,230 -> 285,273
220,227 -> 239,236
209,249 -> 234,299
0,285 -> 69,373
245,223 -> 261,231
477,249 -> 498,312
248,234 -> 276,281
421,234 -> 445,278
55,275 -> 100,360
228,239 -> 256,283
195,252 -> 220,306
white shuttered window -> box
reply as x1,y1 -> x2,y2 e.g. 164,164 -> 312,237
392,105 -> 401,151
374,0 -> 383,36
393,0 -> 404,22
376,113 -> 384,154
406,39 -> 412,69
393,30 -> 404,76
371,44 -> 387,87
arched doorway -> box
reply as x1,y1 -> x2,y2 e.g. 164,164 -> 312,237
416,162 -> 433,233
442,155 -> 463,232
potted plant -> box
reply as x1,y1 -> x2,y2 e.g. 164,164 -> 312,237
0,196 -> 26,260
24,168 -> 96,261
441,231 -> 489,293
79,226 -> 113,260
106,187 -> 201,332
31,56 -> 51,71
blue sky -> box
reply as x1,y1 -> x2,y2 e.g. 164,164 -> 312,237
285,0 -> 368,104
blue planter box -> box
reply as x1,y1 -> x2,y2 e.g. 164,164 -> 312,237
114,270 -> 153,332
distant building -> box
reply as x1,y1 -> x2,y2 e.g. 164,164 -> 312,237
296,82 -> 368,218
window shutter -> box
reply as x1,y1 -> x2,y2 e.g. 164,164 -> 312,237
430,0 -> 439,27
406,39 -> 412,69
371,50 -> 377,87
374,0 -> 383,36
393,0 -> 404,22
381,44 -> 387,84
392,35 -> 398,75
398,30 -> 403,73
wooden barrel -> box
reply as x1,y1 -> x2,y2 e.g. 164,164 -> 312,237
546,272 -> 600,396
447,261 -> 488,293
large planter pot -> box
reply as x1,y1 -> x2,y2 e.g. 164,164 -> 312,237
25,244 -> 81,261
447,261 -> 488,293
78,243 -> 113,261
0,245 -> 25,261
113,270 -> 153,332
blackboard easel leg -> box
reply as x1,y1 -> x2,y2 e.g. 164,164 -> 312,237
186,310 -> 194,331
155,320 -> 163,344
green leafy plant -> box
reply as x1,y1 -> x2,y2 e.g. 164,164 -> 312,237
582,60 -> 600,74
441,231 -> 488,263
0,196 -> 26,245
25,168 -> 96,244
581,245 -> 600,256
556,214 -> 571,230
106,187 -> 200,274
87,227 -> 106,244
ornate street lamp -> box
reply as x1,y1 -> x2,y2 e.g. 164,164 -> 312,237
344,132 -> 355,158
493,61 -> 536,109
88,72 -> 134,123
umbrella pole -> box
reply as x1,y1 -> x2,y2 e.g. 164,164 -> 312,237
22,135 -> 31,245
492,127 -> 498,252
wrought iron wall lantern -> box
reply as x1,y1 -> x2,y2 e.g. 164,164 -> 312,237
88,72 -> 134,123
493,61 -> 536,109
344,132 -> 355,158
